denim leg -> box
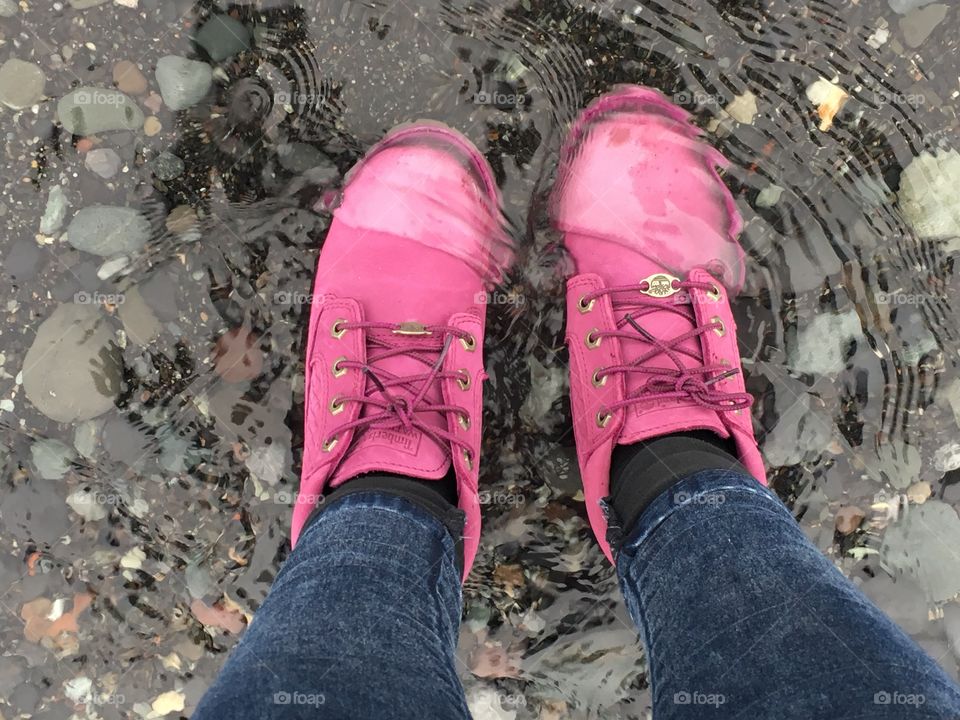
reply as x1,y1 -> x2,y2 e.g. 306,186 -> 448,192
616,469 -> 960,719
194,492 -> 469,720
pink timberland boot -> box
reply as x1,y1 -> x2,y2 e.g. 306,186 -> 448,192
291,122 -> 511,579
553,85 -> 767,562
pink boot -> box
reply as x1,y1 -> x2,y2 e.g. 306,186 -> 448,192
553,86 -> 767,562
292,122 -> 511,579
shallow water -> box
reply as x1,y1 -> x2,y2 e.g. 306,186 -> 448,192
2,0 -> 960,717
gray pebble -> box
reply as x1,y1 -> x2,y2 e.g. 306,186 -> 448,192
788,309 -> 862,376
58,87 -> 144,135
84,147 -> 123,178
195,14 -> 251,61
0,59 -> 46,110
900,3 -> 949,47
69,0 -> 110,7
30,438 -> 77,480
155,55 -> 213,110
0,0 -> 18,17
22,303 -> 122,422
40,185 -> 69,235
154,151 -> 185,180
67,205 -> 150,256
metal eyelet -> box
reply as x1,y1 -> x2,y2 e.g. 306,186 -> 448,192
322,436 -> 338,452
592,369 -> 607,387
331,319 -> 347,338
578,295 -> 595,313
706,284 -> 722,302
585,329 -> 601,348
596,411 -> 612,428
332,356 -> 347,377
329,397 -> 344,415
462,448 -> 473,470
457,370 -> 471,391
460,334 -> 476,352
457,413 -> 471,430
711,317 -> 726,337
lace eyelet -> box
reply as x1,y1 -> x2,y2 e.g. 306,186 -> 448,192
578,295 -> 595,313
331,319 -> 347,338
460,334 -> 476,351
592,369 -> 607,387
585,329 -> 601,348
457,413 -> 471,430
711,317 -> 726,337
329,397 -> 344,415
322,436 -> 338,452
457,370 -> 471,391
596,410 -> 612,428
462,448 -> 473,470
706,284 -> 722,302
332,356 -> 348,377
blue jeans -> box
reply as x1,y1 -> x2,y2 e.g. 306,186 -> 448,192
195,471 -> 960,719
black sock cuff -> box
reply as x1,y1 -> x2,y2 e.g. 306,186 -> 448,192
607,432 -> 747,551
302,474 -> 466,575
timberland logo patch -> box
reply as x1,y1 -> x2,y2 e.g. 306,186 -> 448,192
365,428 -> 420,455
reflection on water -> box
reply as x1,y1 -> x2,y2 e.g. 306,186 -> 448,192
2,0 -> 959,716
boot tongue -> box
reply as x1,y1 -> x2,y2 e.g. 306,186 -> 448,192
330,328 -> 451,486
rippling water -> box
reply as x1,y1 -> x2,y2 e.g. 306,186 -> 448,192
2,0 -> 959,716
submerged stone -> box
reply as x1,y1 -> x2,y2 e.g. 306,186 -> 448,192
67,205 -> 150,256
58,87 -> 144,135
881,501 -> 960,602
155,56 -> 213,111
195,14 -> 251,61
22,303 -> 122,422
0,59 -> 46,110
899,149 -> 960,240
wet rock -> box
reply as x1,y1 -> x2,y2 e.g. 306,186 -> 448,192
805,77 -> 849,132
835,505 -> 864,534
763,385 -> 833,467
881,500 -> 960,602
788,309 -> 861,376
73,420 -> 100,459
84,148 -> 122,178
934,442 -> 960,473
889,0 -> 937,12
155,55 -> 212,110
860,574 -> 929,635
755,183 -> 784,208
195,14 -> 251,61
97,255 -> 130,279
213,327 -> 263,382
66,487 -> 109,521
899,149 -> 960,240
143,116 -> 162,136
118,286 -> 162,344
112,60 -> 147,95
40,186 -> 69,235
245,442 -> 287,486
899,3 -> 948,47
4,239 -> 42,281
67,205 -> 150,256
0,59 -> 45,110
0,0 -> 18,17
69,0 -> 110,7
30,438 -> 76,480
154,151 -> 185,180
876,441 -> 922,489
102,417 -> 152,469
22,303 -> 122,422
58,87 -> 144,135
